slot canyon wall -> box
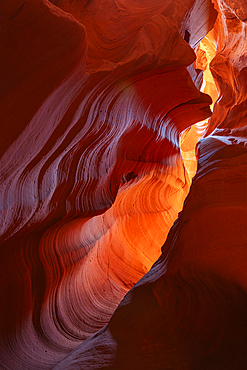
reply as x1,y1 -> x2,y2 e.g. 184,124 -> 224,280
1,0 -> 247,369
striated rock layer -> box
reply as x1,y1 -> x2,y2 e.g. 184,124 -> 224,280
53,0 -> 247,369
3,0 -> 247,369
0,0 -> 215,368
54,127 -> 247,370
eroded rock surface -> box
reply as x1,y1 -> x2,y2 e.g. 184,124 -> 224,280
3,0 -> 247,369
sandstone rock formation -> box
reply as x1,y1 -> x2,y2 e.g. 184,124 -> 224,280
1,0 -> 247,369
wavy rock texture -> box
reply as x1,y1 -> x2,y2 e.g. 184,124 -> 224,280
4,0 -> 246,369
55,1 -> 247,369
53,1 -> 247,367
55,126 -> 247,370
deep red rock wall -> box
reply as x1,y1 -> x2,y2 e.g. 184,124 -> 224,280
2,0 -> 247,369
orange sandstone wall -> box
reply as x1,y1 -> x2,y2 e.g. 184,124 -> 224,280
53,1 -> 247,369
4,0 -> 247,369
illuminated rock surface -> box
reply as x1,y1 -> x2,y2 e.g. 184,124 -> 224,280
1,0 -> 247,369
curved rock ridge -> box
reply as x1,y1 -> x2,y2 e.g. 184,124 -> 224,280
0,0 -> 217,369
53,125 -> 247,370
53,0 -> 247,368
